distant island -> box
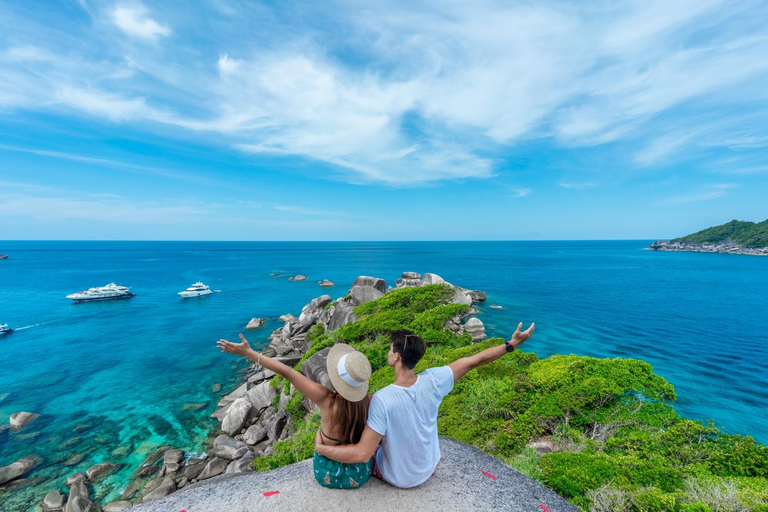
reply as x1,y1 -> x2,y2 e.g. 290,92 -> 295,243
650,219 -> 768,256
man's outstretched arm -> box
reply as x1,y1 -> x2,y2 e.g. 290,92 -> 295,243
315,426 -> 382,464
449,321 -> 535,383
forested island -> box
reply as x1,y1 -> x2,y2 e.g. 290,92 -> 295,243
650,219 -> 768,256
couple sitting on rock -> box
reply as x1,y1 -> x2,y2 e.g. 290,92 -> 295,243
217,322 -> 534,490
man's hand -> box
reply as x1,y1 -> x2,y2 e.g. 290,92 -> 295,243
217,333 -> 252,357
509,322 -> 535,349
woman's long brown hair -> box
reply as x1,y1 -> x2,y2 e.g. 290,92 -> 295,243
329,393 -> 370,445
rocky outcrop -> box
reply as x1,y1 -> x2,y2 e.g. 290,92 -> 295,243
292,275 -> 307,281
41,490 -> 67,512
649,239 -> 768,256
138,476 -> 176,504
0,455 -> 42,485
198,457 -> 228,480
349,285 -> 384,306
245,318 -> 266,330
9,411 -> 39,431
318,279 -> 334,287
85,462 -> 119,482
463,318 -> 486,342
102,501 -> 132,512
350,275 -> 387,293
221,398 -> 252,435
213,434 -> 248,460
326,301 -> 357,331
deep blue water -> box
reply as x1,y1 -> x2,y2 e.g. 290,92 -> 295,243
1,241 -> 767,507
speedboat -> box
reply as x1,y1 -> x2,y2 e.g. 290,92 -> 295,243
1,324 -> 13,334
178,281 -> 213,298
66,283 -> 135,303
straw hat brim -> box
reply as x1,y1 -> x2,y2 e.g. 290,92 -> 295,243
326,343 -> 371,402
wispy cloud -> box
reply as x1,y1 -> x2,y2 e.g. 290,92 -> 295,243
1,1 -> 767,187
510,187 -> 531,198
112,4 -> 171,41
559,182 -> 597,190
658,183 -> 738,205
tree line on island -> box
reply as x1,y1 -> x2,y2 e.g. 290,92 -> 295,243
650,219 -> 768,255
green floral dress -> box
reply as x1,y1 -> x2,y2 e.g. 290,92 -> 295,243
313,451 -> 372,489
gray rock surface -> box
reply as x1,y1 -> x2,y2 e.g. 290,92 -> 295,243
64,495 -> 98,512
245,381 -> 274,412
300,348 -> 334,391
326,301 -> 357,331
421,273 -> 446,286
213,434 -> 248,461
243,425 -> 268,446
401,271 -> 421,280
102,501 -> 133,512
198,457 -> 228,480
351,275 -> 387,293
139,476 -> 177,503
41,489 -> 66,511
225,450 -> 255,474
129,437 -> 577,512
85,462 -> 118,482
0,455 -> 42,485
463,318 -> 487,342
9,411 -> 39,431
221,398 -> 253,435
245,318 -> 266,330
348,285 -> 384,306
65,473 -> 85,488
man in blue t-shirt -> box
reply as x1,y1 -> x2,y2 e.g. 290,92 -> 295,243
315,322 -> 535,488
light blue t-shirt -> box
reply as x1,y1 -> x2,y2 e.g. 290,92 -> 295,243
367,366 -> 454,488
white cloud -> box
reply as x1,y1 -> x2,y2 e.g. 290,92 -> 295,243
217,54 -> 241,75
559,182 -> 597,190
658,183 -> 738,205
510,188 -> 531,198
112,5 -> 171,41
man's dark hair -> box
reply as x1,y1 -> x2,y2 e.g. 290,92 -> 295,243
390,330 -> 426,370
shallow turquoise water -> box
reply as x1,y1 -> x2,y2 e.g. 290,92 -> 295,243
0,241 -> 766,508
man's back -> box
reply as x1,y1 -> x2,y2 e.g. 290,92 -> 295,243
367,366 -> 454,488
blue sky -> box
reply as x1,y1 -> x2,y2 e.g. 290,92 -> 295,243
1,0 -> 767,240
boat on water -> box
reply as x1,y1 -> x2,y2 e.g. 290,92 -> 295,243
0,324 -> 12,334
0,255 -> 8,259
66,283 -> 135,303
178,281 -> 213,298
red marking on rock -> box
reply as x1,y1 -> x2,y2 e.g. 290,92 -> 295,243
263,490 -> 280,497
540,505 -> 552,512
481,470 -> 497,480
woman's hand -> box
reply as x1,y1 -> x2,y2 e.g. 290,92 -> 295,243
217,333 -> 253,358
509,322 -> 535,348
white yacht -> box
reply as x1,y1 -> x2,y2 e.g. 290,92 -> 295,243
66,283 -> 135,303
0,324 -> 12,335
178,281 -> 213,298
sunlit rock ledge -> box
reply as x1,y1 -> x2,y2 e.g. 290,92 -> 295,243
130,437 -> 578,512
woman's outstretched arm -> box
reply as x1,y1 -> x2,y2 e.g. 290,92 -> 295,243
217,333 -> 332,406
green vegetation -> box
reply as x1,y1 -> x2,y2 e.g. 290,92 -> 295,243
675,219 -> 768,248
253,285 -> 768,510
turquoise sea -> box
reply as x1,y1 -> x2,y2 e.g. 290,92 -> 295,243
1,241 -> 767,509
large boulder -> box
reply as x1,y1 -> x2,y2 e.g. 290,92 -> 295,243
401,271 -> 421,280
421,273 -> 445,286
468,290 -> 487,302
64,495 -> 98,512
244,381 -> 274,412
65,473 -> 85,488
197,457 -> 228,480
225,450 -> 255,474
293,275 -> 307,281
85,462 -> 119,482
9,411 -> 39,431
221,398 -> 252,436
318,279 -> 334,287
138,476 -> 176,503
163,449 -> 184,473
301,348 -> 334,391
183,460 -> 206,480
41,490 -> 66,512
463,318 -> 487,342
217,382 -> 248,408
349,285 -> 384,306
265,410 -> 287,442
212,434 -> 248,460
300,295 -> 332,320
243,425 -> 268,446
0,455 -> 42,485
451,290 -> 473,306
326,301 -> 357,331
351,276 -> 387,294
118,480 -> 142,501
245,318 -> 266,330
102,501 -> 132,512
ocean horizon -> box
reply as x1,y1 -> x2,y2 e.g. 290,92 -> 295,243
1,240 -> 767,509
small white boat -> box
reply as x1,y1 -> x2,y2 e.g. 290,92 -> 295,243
0,324 -> 13,334
66,283 -> 135,303
178,281 -> 213,298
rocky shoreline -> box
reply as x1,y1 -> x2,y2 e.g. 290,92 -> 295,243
1,271 -> 489,511
648,240 -> 768,256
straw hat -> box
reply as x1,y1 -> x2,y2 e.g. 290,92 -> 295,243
326,344 -> 372,402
